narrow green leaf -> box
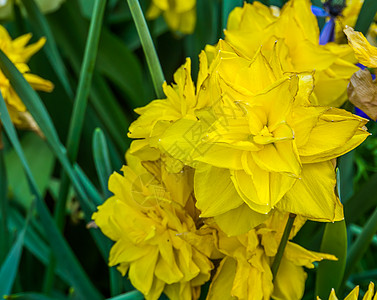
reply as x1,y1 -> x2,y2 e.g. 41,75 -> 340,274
315,220 -> 347,298
0,48 -> 90,212
0,226 -> 26,296
93,128 -> 112,197
342,206 -> 377,288
22,0 -> 73,98
92,129 -> 124,296
0,91 -> 102,300
349,224 -> 377,247
74,165 -> 104,207
0,145 -> 9,263
354,0 -> 377,35
66,0 -> 107,162
7,208 -> 71,285
4,293 -> 56,300
47,1 -> 145,108
106,290 -> 144,300
127,0 -> 165,99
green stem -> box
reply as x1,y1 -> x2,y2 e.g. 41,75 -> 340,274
127,0 -> 165,98
43,0 -> 107,293
354,0 -> 377,35
271,213 -> 296,280
0,133 -> 9,263
341,206 -> 377,291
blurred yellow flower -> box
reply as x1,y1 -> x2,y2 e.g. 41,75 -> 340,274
207,212 -> 336,300
318,282 -> 377,300
0,0 -> 65,19
92,154 -> 216,300
225,0 -> 358,107
146,0 -> 196,34
0,25 -> 53,130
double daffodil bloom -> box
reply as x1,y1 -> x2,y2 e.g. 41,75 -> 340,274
146,0 -> 196,34
318,282 -> 377,300
92,154 -> 216,300
225,0 -> 358,107
157,43 -> 368,235
0,25 -> 53,129
207,212 -> 336,300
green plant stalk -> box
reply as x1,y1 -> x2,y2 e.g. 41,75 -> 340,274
341,206 -> 377,291
0,139 -> 9,263
271,213 -> 296,280
44,0 -> 107,293
127,0 -> 165,98
354,0 -> 377,35
0,93 -> 102,300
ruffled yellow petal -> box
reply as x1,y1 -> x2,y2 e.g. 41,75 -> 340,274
277,161 -> 343,222
194,164 -> 243,217
344,26 -> 377,68
214,203 -> 270,236
272,257 -> 307,300
207,257 -> 237,300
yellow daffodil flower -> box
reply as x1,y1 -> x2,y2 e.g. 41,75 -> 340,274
225,0 -> 358,107
318,282 -> 377,300
128,55 -> 210,172
146,0 -> 196,34
92,154 -> 216,300
207,212 -> 336,300
0,25 -> 53,130
156,43 -> 368,235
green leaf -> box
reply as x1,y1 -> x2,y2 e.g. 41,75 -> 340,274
5,133 -> 55,209
4,293 -> 57,300
47,1 -> 145,108
127,0 -> 165,98
22,0 -> 73,98
74,165 -> 104,207
106,290 -> 144,300
92,128 -> 112,197
7,207 -> 71,285
315,220 -> 347,299
65,0 -> 107,163
0,226 -> 26,297
341,207 -> 377,291
354,0 -> 377,35
0,147 -> 9,263
0,85 -> 102,300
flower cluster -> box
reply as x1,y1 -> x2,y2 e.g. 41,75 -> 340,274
93,0 -> 370,299
0,25 -> 53,130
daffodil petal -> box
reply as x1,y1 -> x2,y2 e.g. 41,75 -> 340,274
344,26 -> 377,68
276,161 -> 343,222
194,164 -> 243,217
214,203 -> 270,236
